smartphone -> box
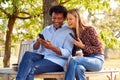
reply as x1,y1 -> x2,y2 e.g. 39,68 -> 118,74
38,34 -> 45,40
69,33 -> 78,41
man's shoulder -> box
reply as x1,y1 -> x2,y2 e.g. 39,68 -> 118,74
45,24 -> 53,28
43,24 -> 53,30
62,23 -> 71,30
63,25 -> 73,32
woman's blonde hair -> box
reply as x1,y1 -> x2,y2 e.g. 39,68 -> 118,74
67,9 -> 89,38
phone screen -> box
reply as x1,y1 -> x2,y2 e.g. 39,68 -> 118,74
69,33 -> 78,40
39,34 -> 45,40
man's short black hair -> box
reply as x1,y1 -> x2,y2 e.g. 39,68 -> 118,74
49,5 -> 67,18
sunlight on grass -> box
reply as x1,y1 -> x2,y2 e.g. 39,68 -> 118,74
90,59 -> 120,80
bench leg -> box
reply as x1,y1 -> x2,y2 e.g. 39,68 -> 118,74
9,76 -> 15,80
86,77 -> 89,80
2,74 -> 9,80
106,72 -> 117,80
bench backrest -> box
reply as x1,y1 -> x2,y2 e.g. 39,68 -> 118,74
17,40 -> 35,64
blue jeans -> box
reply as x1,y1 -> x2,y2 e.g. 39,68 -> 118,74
64,54 -> 104,80
16,51 -> 64,80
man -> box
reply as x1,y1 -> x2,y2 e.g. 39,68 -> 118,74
16,5 -> 74,80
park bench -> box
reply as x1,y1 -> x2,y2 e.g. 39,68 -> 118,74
0,40 -> 119,80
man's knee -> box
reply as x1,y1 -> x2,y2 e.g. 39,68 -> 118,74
23,51 -> 34,59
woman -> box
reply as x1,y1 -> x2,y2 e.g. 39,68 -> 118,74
65,9 -> 104,80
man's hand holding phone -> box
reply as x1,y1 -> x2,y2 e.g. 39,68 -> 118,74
37,33 -> 61,55
38,34 -> 53,49
34,34 -> 45,49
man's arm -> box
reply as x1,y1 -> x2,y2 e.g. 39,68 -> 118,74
48,45 -> 62,55
40,39 -> 62,55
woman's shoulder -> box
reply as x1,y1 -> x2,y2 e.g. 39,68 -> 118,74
85,26 -> 95,30
84,26 -> 96,32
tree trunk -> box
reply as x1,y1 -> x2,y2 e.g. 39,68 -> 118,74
104,47 -> 109,60
3,15 -> 16,67
43,0 -> 58,80
43,0 -> 58,27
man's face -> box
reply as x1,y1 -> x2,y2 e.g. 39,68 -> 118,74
51,12 -> 65,29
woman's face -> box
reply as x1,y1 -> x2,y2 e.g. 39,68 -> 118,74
67,13 -> 76,29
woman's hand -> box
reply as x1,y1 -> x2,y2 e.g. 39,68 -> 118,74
73,38 -> 85,49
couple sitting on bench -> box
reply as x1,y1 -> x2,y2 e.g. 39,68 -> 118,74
16,5 -> 104,80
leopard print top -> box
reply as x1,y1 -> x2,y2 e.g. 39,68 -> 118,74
80,27 -> 103,56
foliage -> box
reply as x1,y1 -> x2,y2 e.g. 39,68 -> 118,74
0,0 -> 120,48
0,0 -> 44,67
59,0 -> 110,12
94,4 -> 120,49
0,0 -> 43,42
0,0 -> 119,46
99,29 -> 120,49
0,0 -> 119,45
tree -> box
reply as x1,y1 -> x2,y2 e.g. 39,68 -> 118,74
43,0 -> 58,26
0,0 -> 21,67
0,0 -> 43,67
88,1 -> 120,59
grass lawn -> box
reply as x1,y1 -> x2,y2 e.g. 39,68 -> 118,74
89,58 -> 120,80
0,57 -> 120,80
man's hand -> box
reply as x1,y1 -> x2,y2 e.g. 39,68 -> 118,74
41,39 -> 62,55
33,38 -> 42,50
40,39 -> 53,49
34,38 -> 53,50
34,39 -> 61,55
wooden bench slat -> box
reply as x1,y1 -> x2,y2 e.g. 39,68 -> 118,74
0,68 -> 119,80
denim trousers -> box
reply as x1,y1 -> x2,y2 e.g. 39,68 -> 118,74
16,51 -> 64,80
64,54 -> 104,80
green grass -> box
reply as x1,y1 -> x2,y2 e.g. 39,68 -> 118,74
90,58 -> 120,80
